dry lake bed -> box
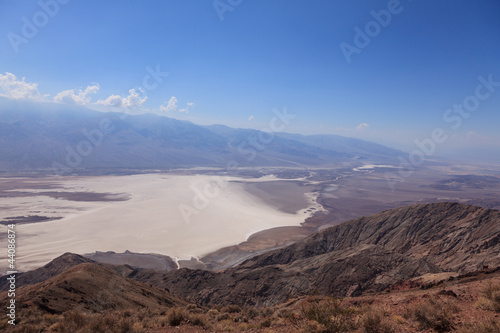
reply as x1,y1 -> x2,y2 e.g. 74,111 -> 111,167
0,173 -> 321,272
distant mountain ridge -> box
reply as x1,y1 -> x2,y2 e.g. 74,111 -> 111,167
0,102 -> 403,173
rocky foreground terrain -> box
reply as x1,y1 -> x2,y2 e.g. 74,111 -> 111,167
1,202 -> 500,332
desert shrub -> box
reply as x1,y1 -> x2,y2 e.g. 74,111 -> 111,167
233,314 -> 248,323
300,297 -> 357,332
85,313 -> 135,333
243,306 -> 260,319
260,316 -> 272,328
118,318 -> 137,333
217,313 -> 231,321
207,309 -> 219,317
136,309 -> 146,321
63,309 -> 88,328
405,298 -> 454,332
277,308 -> 293,319
10,325 -> 43,333
456,318 -> 500,333
260,306 -> 274,317
359,308 -> 395,333
214,320 -> 237,332
42,313 -> 58,326
189,314 -> 211,329
47,321 -> 65,332
478,282 -> 500,312
391,314 -> 406,325
89,313 -> 140,333
166,308 -> 188,326
221,304 -> 241,313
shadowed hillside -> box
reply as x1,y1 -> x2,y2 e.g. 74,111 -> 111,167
0,263 -> 186,314
127,202 -> 500,306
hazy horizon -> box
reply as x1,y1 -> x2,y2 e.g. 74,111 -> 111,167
1,1 -> 499,162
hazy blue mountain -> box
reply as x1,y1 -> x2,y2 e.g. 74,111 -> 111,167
0,102 -> 404,174
274,132 -> 402,160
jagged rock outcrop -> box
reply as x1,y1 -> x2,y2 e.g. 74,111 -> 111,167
138,244 -> 439,306
241,202 -> 500,273
0,263 -> 186,314
128,202 -> 499,306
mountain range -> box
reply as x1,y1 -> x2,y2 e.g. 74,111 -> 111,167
0,101 -> 403,173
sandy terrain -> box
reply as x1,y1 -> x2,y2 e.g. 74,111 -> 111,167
0,174 -> 320,272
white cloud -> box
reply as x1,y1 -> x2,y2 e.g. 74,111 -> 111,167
53,84 -> 100,105
160,96 -> 178,112
356,123 -> 370,130
0,72 -> 42,100
248,115 -> 255,121
160,98 -> 194,113
179,101 -> 195,113
96,88 -> 147,108
465,131 -> 497,146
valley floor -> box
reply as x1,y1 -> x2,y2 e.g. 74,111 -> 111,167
1,161 -> 500,272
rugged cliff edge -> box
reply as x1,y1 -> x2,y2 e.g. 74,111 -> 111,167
2,202 -> 499,307
128,202 -> 500,305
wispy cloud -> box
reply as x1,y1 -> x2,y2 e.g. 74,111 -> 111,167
96,88 -> 147,109
179,101 -> 195,113
0,72 -> 43,101
53,84 -> 100,105
356,122 -> 370,130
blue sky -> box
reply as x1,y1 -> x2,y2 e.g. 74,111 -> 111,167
0,0 -> 499,156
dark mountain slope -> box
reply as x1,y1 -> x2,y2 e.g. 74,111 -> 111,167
126,202 -> 499,306
0,263 -> 187,314
142,244 -> 439,306
242,202 -> 500,273
0,253 -> 93,292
